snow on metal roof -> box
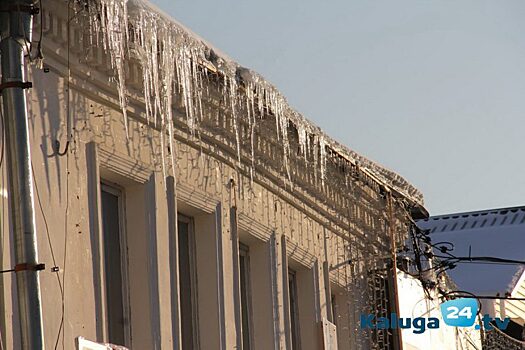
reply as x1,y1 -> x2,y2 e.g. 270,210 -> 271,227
417,206 -> 525,296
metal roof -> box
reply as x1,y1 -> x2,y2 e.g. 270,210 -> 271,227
417,206 -> 525,296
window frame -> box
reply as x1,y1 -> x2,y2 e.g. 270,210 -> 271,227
288,269 -> 302,350
331,293 -> 337,326
177,213 -> 200,349
100,181 -> 131,347
239,243 -> 254,350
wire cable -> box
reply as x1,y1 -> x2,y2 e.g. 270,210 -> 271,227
58,3 -> 73,349
31,163 -> 64,350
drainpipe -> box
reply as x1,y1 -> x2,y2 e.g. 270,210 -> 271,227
0,1 -> 45,349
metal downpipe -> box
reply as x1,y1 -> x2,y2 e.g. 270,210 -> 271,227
0,1 -> 45,348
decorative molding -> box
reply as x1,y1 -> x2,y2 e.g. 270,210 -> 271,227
286,237 -> 317,269
238,213 -> 272,243
176,182 -> 218,214
329,273 -> 347,289
98,146 -> 151,184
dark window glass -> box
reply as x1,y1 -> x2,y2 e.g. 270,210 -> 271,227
331,294 -> 337,326
288,269 -> 301,350
239,245 -> 252,350
178,217 -> 196,349
101,187 -> 125,346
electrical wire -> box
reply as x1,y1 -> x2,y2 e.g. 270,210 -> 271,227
404,213 -> 525,346
58,3 -> 73,349
435,255 -> 525,265
31,163 -> 64,350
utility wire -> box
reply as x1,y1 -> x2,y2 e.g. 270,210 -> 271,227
31,163 -> 64,350
58,3 -> 74,349
405,218 -> 525,319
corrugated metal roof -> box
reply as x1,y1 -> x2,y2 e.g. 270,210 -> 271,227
417,206 -> 525,296
419,206 -> 525,234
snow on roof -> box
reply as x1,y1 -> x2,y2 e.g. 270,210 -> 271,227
417,206 -> 525,296
93,0 -> 424,206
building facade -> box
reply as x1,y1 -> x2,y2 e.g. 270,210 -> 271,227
0,1 -> 428,349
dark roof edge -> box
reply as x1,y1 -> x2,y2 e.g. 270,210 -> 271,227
419,205 -> 525,222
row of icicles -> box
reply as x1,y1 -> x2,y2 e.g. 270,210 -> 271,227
86,0 -> 328,186
83,0 -> 423,206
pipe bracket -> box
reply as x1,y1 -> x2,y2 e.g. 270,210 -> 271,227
0,81 -> 32,94
14,263 -> 45,273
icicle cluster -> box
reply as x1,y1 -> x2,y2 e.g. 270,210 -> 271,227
87,0 -> 423,205
98,0 -> 130,134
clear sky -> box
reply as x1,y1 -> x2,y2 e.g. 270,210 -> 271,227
150,0 -> 525,215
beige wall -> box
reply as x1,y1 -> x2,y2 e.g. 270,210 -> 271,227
0,63 -> 344,349
331,283 -> 354,350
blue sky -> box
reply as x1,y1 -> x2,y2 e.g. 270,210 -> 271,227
151,0 -> 525,215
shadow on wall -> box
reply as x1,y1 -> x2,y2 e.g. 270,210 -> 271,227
29,66 -> 164,203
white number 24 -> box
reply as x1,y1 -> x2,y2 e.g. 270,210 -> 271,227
446,306 -> 472,319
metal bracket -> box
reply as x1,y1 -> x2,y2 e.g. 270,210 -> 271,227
0,81 -> 32,94
0,262 -> 45,274
47,139 -> 70,157
14,263 -> 46,272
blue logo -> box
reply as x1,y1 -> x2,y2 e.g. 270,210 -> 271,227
360,313 -> 438,334
440,298 -> 478,327
360,297 -> 511,333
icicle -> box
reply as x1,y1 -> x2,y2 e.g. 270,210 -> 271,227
227,76 -> 242,165
244,82 -> 256,182
312,135 -> 319,184
297,123 -> 307,161
319,136 -> 327,185
98,0 -> 130,136
161,26 -> 178,177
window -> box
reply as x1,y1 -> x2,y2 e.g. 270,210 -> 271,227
331,294 -> 337,326
239,244 -> 253,350
288,269 -> 301,350
178,215 -> 198,349
101,184 -> 129,346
